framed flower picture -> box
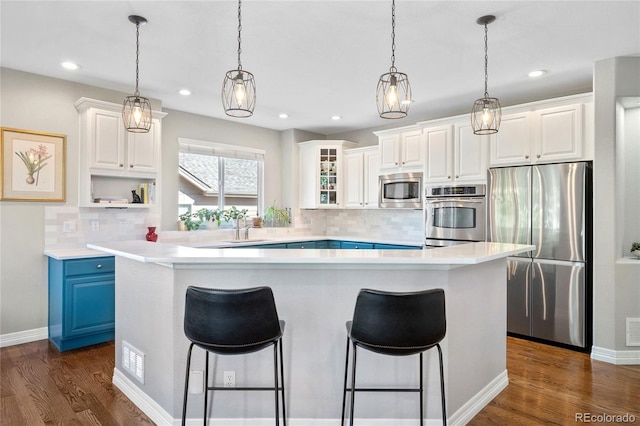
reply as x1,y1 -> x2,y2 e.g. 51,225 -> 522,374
1,127 -> 66,202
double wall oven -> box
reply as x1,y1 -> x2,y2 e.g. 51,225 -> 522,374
424,184 -> 486,247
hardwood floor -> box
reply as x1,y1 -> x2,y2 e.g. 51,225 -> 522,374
469,337 -> 640,425
1,336 -> 639,425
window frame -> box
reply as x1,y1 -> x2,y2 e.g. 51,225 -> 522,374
178,138 -> 265,216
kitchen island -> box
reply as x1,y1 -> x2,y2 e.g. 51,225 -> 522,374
87,241 -> 533,426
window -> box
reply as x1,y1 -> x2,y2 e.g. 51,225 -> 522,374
178,139 -> 264,221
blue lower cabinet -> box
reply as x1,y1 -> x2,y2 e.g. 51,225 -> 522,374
315,240 -> 329,249
286,241 -> 316,249
373,243 -> 422,250
48,256 -> 115,351
252,243 -> 288,248
340,241 -> 374,250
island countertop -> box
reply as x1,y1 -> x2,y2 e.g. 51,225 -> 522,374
87,240 -> 534,267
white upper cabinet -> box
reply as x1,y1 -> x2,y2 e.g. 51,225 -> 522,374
85,107 -> 161,176
424,125 -> 453,182
421,122 -> 487,184
299,140 -> 357,209
454,122 -> 488,182
376,126 -> 424,172
75,98 -> 166,207
345,146 -> 380,209
490,102 -> 586,166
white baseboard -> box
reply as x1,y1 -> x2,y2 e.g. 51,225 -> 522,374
113,367 -> 508,426
0,327 -> 47,348
591,346 -> 640,365
448,370 -> 509,426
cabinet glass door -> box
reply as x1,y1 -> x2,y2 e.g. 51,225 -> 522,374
319,148 -> 338,205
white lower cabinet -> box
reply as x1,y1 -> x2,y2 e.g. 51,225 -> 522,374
345,146 -> 380,208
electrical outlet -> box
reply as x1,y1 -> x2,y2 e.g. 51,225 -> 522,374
224,370 -> 235,388
91,220 -> 100,231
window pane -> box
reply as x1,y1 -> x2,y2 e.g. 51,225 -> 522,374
223,157 -> 258,217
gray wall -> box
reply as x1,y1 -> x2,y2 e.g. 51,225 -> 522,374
0,68 -> 153,335
592,56 -> 640,352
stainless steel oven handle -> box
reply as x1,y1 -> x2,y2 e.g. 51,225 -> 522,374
426,198 -> 485,204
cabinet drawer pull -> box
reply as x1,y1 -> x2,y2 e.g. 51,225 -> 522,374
536,154 -> 541,158
130,164 -> 134,168
525,155 -> 530,159
119,164 -> 124,167
96,264 -> 103,269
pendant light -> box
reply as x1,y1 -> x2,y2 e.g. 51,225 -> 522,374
122,15 -> 152,133
376,0 -> 411,119
471,15 -> 501,135
222,0 -> 256,118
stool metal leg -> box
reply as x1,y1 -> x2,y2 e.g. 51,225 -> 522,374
279,338 -> 287,426
273,343 -> 280,426
204,351 -> 209,426
349,342 -> 357,426
436,343 -> 446,425
182,343 -> 195,426
419,352 -> 424,426
340,336 -> 350,426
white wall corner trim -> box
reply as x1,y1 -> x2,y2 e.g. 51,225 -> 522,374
0,327 -> 48,348
448,370 -> 509,426
591,346 -> 640,365
113,367 -> 509,426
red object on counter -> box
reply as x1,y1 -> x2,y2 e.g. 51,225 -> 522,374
146,226 -> 158,242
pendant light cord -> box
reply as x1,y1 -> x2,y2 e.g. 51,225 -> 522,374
390,0 -> 396,72
237,0 -> 243,70
483,22 -> 489,97
135,21 -> 141,97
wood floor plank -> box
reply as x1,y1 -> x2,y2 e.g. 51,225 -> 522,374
1,336 -> 639,425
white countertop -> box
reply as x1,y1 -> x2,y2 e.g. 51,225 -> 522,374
44,247 -> 114,260
86,240 -> 534,266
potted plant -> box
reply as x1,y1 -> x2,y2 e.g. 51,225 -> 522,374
631,242 -> 640,258
222,206 -> 248,225
178,211 -> 201,231
263,202 -> 290,227
196,208 -> 224,227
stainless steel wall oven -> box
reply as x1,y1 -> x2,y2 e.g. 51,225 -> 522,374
424,184 -> 486,247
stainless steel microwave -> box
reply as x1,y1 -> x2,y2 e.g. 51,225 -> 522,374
378,172 -> 423,208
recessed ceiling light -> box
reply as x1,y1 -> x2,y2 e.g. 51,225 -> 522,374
331,115 -> 342,120
178,89 -> 191,96
528,70 -> 547,78
279,113 -> 289,119
61,61 -> 81,71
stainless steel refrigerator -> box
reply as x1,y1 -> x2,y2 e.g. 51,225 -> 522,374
487,162 -> 592,350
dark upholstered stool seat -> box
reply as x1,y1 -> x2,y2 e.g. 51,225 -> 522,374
181,286 -> 286,426
341,288 -> 447,425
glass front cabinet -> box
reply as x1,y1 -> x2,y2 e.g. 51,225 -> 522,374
299,140 -> 357,209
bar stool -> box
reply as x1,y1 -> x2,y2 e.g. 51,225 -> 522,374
341,288 -> 447,426
181,286 -> 286,426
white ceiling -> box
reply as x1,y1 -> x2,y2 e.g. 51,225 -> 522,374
1,1 -> 639,135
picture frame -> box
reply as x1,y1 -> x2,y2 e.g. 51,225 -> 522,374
1,127 -> 66,202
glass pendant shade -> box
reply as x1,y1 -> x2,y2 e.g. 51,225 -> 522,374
123,95 -> 152,132
471,96 -> 501,135
222,69 -> 256,118
377,70 -> 411,119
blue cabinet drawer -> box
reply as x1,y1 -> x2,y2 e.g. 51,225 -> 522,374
374,243 -> 422,250
253,243 -> 287,249
340,241 -> 374,250
286,242 -> 316,249
65,257 -> 115,276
